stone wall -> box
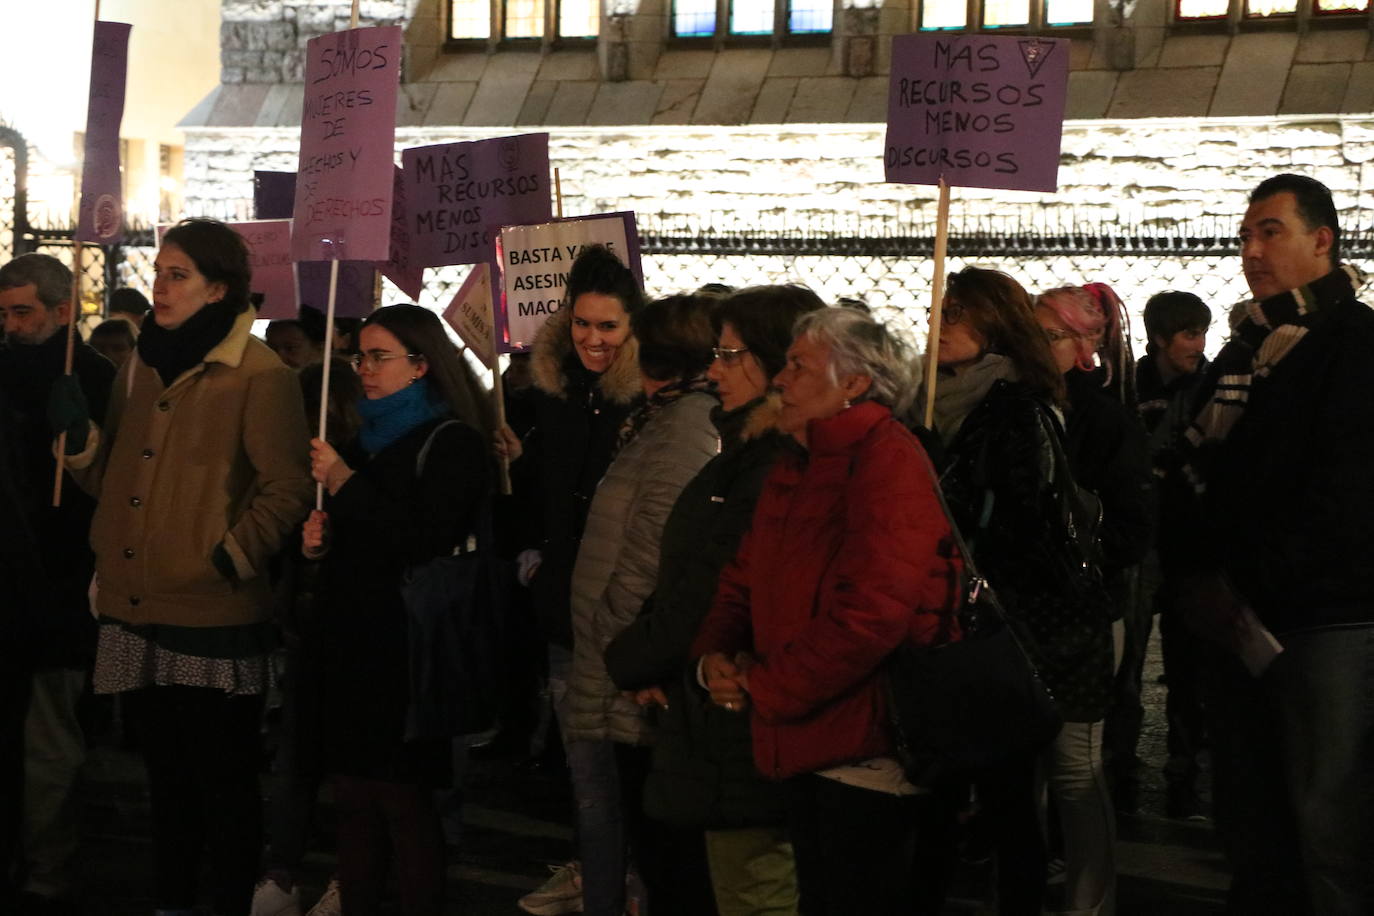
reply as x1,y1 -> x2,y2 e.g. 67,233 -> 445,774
179,113 -> 1374,350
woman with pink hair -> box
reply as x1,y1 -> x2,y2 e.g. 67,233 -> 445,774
1033,284 -> 1154,916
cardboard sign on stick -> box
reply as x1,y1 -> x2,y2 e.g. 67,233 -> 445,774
443,263 -> 497,370
229,220 -> 298,319
75,21 -> 131,244
402,134 -> 552,267
884,35 -> 1069,193
497,212 -> 641,352
380,165 -> 425,300
298,261 -> 377,318
290,25 -> 402,261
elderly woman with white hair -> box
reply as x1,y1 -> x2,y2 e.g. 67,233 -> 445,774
692,307 -> 963,915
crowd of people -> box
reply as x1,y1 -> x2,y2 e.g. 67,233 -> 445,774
0,171 -> 1370,916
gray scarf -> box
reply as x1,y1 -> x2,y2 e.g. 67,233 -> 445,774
923,353 -> 1020,446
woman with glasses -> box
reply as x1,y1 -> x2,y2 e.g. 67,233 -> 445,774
603,285 -> 824,916
1033,285 -> 1153,916
60,218 -> 314,916
693,307 -> 962,915
918,267 -> 1111,915
301,304 -> 491,915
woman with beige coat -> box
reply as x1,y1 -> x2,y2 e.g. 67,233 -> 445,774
61,218 -> 313,916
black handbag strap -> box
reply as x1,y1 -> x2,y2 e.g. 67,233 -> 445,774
416,419 -> 495,558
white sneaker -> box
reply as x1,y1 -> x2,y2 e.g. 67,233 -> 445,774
250,876 -> 302,916
305,878 -> 342,916
518,861 -> 584,915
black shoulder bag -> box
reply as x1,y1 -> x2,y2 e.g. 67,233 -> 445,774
886,455 -> 1063,788
400,421 -> 510,741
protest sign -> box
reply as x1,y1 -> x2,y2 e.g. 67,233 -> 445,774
230,220 -> 297,319
298,260 -> 376,318
75,21 -> 131,244
402,134 -> 552,267
255,171 -> 298,220
497,212 -> 640,352
884,34 -> 1069,193
443,263 -> 497,370
290,25 -> 401,262
381,165 -> 424,300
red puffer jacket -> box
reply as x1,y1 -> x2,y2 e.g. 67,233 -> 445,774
692,401 -> 963,781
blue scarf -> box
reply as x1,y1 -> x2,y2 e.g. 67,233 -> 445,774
356,378 -> 446,455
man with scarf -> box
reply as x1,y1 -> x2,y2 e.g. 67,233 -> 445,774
0,253 -> 115,910
1177,174 -> 1374,916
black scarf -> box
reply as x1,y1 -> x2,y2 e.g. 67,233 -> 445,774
137,301 -> 241,387
614,375 -> 714,454
1182,264 -> 1365,492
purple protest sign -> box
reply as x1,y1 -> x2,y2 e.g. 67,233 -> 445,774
402,134 -> 552,268
291,26 -> 402,262
255,171 -> 298,220
884,35 -> 1069,193
380,165 -> 424,300
75,21 -> 131,244
298,261 -> 376,319
497,212 -> 641,352
230,221 -> 297,319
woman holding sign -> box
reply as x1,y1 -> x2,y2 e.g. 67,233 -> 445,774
301,304 -> 491,916
57,218 -> 314,916
494,246 -> 645,916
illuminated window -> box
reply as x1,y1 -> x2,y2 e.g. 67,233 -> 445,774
672,0 -> 833,37
448,0 -> 599,40
919,0 -> 1092,30
506,0 -> 546,37
560,0 -> 600,37
450,0 -> 491,38
983,0 -> 1030,27
1176,0 -> 1365,18
1244,0 -> 1297,15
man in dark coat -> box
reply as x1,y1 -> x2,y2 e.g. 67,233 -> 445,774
0,253 -> 115,908
1181,174 -> 1374,915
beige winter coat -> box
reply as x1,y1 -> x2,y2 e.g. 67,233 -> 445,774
68,308 -> 313,628
565,389 -> 720,745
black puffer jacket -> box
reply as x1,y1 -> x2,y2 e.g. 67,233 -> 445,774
604,397 -> 789,829
0,332 -> 114,668
520,308 -> 642,648
940,379 -> 1114,723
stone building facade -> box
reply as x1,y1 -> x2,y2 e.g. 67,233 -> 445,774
182,0 -> 1374,340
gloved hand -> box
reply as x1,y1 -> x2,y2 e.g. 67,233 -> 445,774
47,374 -> 90,456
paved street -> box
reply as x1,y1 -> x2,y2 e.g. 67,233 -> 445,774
54,624 -> 1227,915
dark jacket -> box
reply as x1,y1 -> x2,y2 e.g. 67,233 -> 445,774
605,397 -> 788,828
520,308 -> 642,648
1062,369 -> 1154,580
940,379 -> 1115,722
0,330 -> 114,668
307,416 -> 487,787
0,388 -> 44,666
692,401 -> 962,781
1135,353 -> 1209,576
1205,292 -> 1374,634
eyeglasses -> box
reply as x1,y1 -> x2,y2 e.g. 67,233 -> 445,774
1042,327 -> 1081,343
925,301 -> 967,325
712,346 -> 751,367
349,351 -> 420,372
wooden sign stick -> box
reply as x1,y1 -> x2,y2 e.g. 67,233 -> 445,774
315,259 -> 341,509
921,178 -> 951,430
554,168 -> 564,219
52,243 -> 84,506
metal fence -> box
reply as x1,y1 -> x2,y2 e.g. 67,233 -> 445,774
8,191 -> 1374,358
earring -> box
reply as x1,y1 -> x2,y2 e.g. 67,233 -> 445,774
408,377 -> 418,385
843,398 -> 851,410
